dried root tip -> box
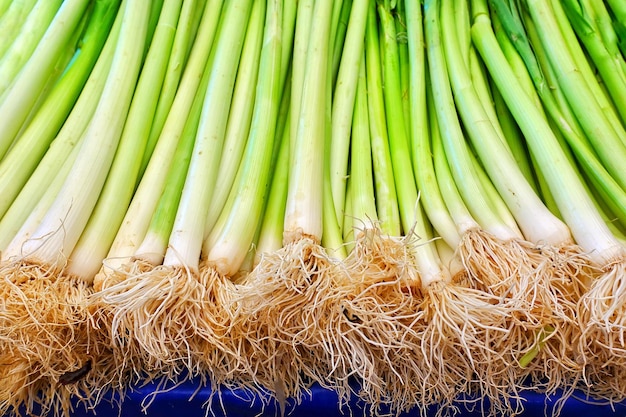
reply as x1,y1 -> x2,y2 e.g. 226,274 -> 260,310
333,228 -> 426,413
0,260 -> 95,416
95,264 -> 229,380
231,238 -> 344,403
578,260 -> 626,368
458,233 -> 595,408
420,282 -> 531,416
0,351 -> 31,415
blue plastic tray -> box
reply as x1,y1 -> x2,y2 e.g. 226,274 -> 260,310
66,379 -> 626,417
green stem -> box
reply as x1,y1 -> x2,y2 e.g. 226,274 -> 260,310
162,0 -> 253,272
379,2 -> 444,285
491,0 -> 626,221
67,0 -> 184,281
204,0 -> 282,277
18,0 -> 151,269
425,0 -> 517,241
407,0 -> 459,248
350,53 -> 377,232
0,0 -> 92,159
100,0 -> 223,274
560,0 -> 626,125
255,105 -> 291,265
204,0 -> 265,236
131,40 -> 213,268
472,2 -> 625,265
0,0 -> 39,58
139,0 -> 207,176
329,0 -> 368,230
0,0 -> 63,94
0,0 -> 119,219
283,0 -> 334,244
443,0 -> 569,245
366,0 -> 400,237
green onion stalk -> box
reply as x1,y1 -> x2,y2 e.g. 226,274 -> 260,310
98,56 -> 211,387
203,0 -> 265,238
0,0 -> 63,96
449,0 -> 593,376
63,0 -> 187,398
472,0 -> 626,403
197,0 -> 284,394
93,1 -> 222,388
489,0 -> 626,228
443,0 -> 598,406
138,0 -> 209,176
424,0 -> 566,411
230,0 -> 343,405
0,0 -> 39,59
390,1 -> 523,413
332,50 -> 409,410
329,3 -> 422,412
0,2 -> 121,252
0,0 -> 92,160
95,0 -> 250,384
560,0 -> 626,126
93,0 -> 224,292
329,0 -> 368,230
0,0 -> 149,414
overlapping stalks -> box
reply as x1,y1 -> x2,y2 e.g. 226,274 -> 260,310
1,0 -> 625,416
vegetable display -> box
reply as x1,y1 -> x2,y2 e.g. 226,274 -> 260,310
1,0 -> 625,416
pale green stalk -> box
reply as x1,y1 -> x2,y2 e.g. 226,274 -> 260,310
0,0 -> 11,20
431,104 -> 480,238
2,141 -> 81,259
586,0 -> 626,75
342,176 -> 354,252
605,0 -> 626,57
0,14 -> 120,250
331,0 -> 352,87
67,0 -> 184,281
350,53 -> 377,232
204,0 -> 265,235
289,0 -> 314,153
467,48 -> 509,151
472,2 -> 625,266
99,0 -> 223,275
254,109 -> 290,265
366,1 -> 400,237
395,1 -> 411,134
128,46 -> 212,269
0,0 -> 120,219
425,0 -> 518,242
162,0 -> 253,272
490,82 -> 538,194
322,30 -> 346,258
549,0 -> 626,141
0,0 -> 39,58
204,0 -> 282,277
407,0 -> 459,248
444,0 -> 568,245
379,2 -> 445,285
139,0 -> 206,175
492,0 -> 626,220
468,150 -> 523,237
283,0 -> 334,244
329,0 -> 368,228
14,0 -> 150,271
561,0 -> 626,125
0,0 -> 92,159
0,0 -> 63,95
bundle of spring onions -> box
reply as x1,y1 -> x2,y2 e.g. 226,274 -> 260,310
1,0 -> 625,416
